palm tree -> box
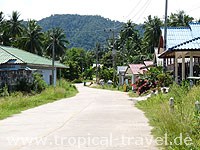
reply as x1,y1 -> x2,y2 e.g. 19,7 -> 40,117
0,12 -> 11,46
168,10 -> 194,27
7,11 -> 24,39
45,28 -> 69,61
143,15 -> 163,53
18,20 -> 44,55
118,20 -> 142,64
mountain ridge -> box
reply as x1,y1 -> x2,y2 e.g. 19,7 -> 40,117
38,14 -> 124,50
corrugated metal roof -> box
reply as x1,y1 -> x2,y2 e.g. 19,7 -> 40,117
128,61 -> 153,75
170,37 -> 200,50
160,23 -> 200,57
129,64 -> 144,74
161,27 -> 192,49
190,23 -> 200,38
117,66 -> 128,75
0,46 -> 67,68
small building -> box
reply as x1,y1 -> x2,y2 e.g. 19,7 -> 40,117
117,66 -> 128,85
158,23 -> 200,83
0,46 -> 68,88
125,61 -> 153,89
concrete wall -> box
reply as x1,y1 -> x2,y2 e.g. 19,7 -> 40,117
37,68 -> 57,85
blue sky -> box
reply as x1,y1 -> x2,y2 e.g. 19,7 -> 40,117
1,0 -> 200,23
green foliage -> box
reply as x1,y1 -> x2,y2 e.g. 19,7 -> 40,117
72,79 -> 83,83
143,15 -> 163,53
16,78 -> 33,92
17,20 -> 44,56
16,73 -> 47,93
168,10 -> 194,27
38,14 -> 123,50
83,67 -> 94,80
32,73 -> 47,93
140,66 -> 173,87
0,80 -> 78,120
0,85 -> 9,97
99,66 -> 113,82
63,47 -> 94,81
136,84 -> 200,149
45,27 -> 69,61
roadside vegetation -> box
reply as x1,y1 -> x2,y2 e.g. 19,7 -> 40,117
136,83 -> 200,149
0,79 -> 78,120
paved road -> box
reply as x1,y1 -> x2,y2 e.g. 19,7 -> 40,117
0,84 -> 157,150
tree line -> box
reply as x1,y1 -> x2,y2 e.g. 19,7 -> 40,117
0,10 -> 198,82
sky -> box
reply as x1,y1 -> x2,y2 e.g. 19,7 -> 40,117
1,0 -> 200,23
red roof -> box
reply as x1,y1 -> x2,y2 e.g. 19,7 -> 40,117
128,61 -> 153,75
129,64 -> 144,74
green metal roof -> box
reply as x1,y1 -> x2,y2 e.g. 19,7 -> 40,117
0,46 -> 68,68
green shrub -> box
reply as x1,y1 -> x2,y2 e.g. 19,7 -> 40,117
16,78 -> 32,92
32,73 -> 47,93
0,85 -> 9,97
0,80 -> 78,120
136,84 -> 200,149
72,78 -> 82,83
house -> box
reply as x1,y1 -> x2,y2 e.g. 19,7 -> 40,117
0,45 -> 68,88
125,61 -> 153,89
117,66 -> 128,85
158,23 -> 200,83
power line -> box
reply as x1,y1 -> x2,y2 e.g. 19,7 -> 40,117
129,0 -> 150,21
134,0 -> 152,23
123,0 -> 144,20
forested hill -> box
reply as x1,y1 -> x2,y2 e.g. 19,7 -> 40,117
38,14 -> 123,50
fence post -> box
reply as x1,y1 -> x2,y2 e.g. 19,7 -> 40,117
169,97 -> 174,112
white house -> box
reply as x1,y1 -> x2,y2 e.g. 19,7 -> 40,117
158,23 -> 200,83
0,45 -> 68,87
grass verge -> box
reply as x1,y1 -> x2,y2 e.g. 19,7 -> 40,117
0,80 -> 78,120
136,84 -> 200,149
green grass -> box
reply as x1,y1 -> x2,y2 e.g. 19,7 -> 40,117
0,80 -> 78,120
136,84 -> 200,149
128,91 -> 139,97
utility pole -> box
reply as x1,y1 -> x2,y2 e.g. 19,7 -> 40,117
52,35 -> 55,87
111,29 -> 116,86
163,0 -> 168,72
95,43 -> 99,83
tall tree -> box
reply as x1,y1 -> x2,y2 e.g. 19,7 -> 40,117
18,20 -> 44,55
0,12 -> 11,46
7,11 -> 24,41
63,47 -> 87,80
168,10 -> 194,27
45,28 -> 69,61
117,20 -> 142,64
143,15 -> 163,54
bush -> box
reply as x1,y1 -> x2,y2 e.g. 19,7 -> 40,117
72,79 -> 83,83
16,73 -> 47,93
32,73 -> 47,93
0,85 -> 9,97
16,78 -> 32,92
137,84 -> 200,149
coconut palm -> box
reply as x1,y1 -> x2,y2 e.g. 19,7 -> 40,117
0,12 -> 11,46
118,20 -> 142,64
143,15 -> 163,53
168,10 -> 194,27
7,11 -> 24,40
45,27 -> 69,61
18,20 -> 44,55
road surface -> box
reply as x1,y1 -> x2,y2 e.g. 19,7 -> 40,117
0,84 -> 157,150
